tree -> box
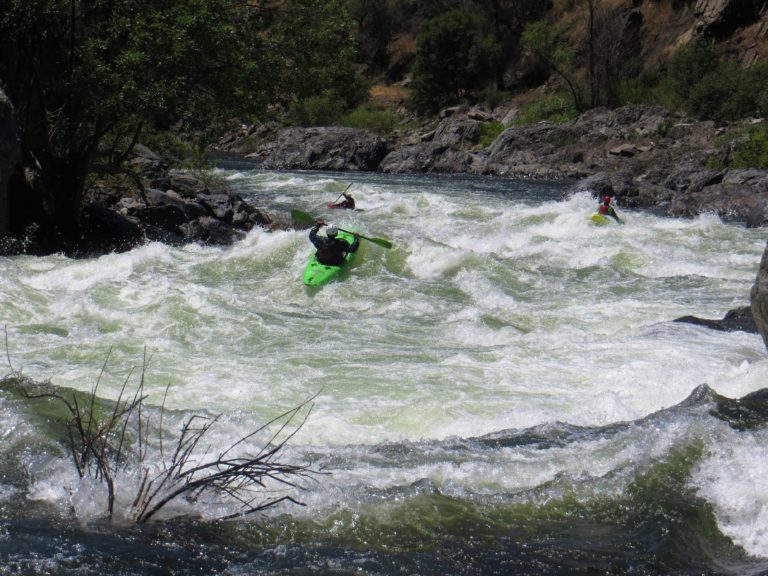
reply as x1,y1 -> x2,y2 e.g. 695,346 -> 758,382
0,0 -> 271,248
586,0 -> 628,108
521,20 -> 584,112
409,7 -> 500,113
477,0 -> 552,89
271,0 -> 365,113
348,0 -> 405,75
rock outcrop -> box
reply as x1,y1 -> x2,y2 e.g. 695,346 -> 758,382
674,306 -> 758,333
0,89 -> 20,238
244,126 -> 388,171
751,242 -> 768,350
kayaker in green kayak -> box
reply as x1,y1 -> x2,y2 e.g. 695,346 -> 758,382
310,220 -> 360,266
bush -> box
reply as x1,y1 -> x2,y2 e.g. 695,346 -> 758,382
732,128 -> 768,169
665,39 -> 768,122
515,93 -> 579,124
287,92 -> 347,127
619,66 -> 677,112
667,37 -> 721,105
687,62 -> 762,123
342,106 -> 401,135
477,121 -> 505,148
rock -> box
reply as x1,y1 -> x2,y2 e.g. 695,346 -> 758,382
0,88 -> 21,237
751,242 -> 768,350
432,115 -> 483,149
245,127 -> 388,171
181,217 -> 245,246
674,305 -> 758,333
608,143 -> 638,157
143,189 -> 208,220
746,196 -> 768,228
129,144 -> 168,183
129,204 -> 188,234
81,202 -> 145,253
664,165 -> 723,193
569,171 -> 639,201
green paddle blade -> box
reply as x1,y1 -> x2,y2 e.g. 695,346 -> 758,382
291,209 -> 315,223
353,233 -> 392,249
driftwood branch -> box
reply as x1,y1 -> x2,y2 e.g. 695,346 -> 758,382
2,344 -> 319,523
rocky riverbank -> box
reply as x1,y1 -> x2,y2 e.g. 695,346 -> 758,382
218,103 -> 768,226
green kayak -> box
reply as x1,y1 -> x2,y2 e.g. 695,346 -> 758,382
590,213 -> 623,225
302,230 -> 361,286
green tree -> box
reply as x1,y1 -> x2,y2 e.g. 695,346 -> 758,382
0,0 -> 270,246
667,37 -> 720,106
348,0 -> 404,74
272,0 -> 365,114
409,7 -> 500,113
477,0 -> 552,89
521,20 -> 584,112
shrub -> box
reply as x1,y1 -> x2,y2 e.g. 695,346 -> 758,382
667,37 -> 721,105
515,93 -> 579,124
477,121 -> 505,148
665,39 -> 768,122
732,128 -> 768,169
287,92 -> 347,127
687,62 -> 761,123
342,106 -> 401,135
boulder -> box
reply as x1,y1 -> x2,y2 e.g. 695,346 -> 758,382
746,196 -> 768,228
751,242 -> 768,350
674,305 -> 758,333
245,127 -> 388,171
0,88 -> 21,237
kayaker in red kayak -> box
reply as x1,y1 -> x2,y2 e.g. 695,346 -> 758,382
328,192 -> 355,210
309,220 -> 360,266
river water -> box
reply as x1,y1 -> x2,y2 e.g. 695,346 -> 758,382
2,169 -> 768,574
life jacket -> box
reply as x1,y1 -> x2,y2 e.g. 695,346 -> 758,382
316,239 -> 348,266
598,204 -> 609,215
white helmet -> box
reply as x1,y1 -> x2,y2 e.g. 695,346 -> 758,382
326,223 -> 338,237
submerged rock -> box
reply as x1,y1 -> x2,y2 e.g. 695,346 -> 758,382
673,305 -> 758,333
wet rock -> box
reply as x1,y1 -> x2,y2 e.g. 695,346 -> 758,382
751,242 -> 768,350
0,88 -> 20,237
245,126 -> 388,171
674,305 -> 757,333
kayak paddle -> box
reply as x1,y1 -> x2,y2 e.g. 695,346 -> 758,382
330,183 -> 353,206
291,209 -> 393,249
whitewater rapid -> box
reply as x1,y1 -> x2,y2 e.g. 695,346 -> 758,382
3,169 -> 768,565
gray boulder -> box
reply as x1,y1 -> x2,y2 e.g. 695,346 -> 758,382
751,242 -> 768,350
245,127 -> 388,171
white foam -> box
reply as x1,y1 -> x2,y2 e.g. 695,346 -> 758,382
692,428 -> 768,558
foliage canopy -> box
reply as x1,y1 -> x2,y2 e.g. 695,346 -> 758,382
409,7 -> 500,113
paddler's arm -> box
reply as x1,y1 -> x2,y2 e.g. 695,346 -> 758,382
347,233 -> 360,253
309,219 -> 325,246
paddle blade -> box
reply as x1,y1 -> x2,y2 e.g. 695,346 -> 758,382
291,209 -> 315,223
365,236 -> 393,249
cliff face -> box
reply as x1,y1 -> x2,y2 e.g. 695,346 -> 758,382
544,0 -> 767,76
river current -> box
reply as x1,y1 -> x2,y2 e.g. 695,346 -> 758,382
2,169 -> 768,574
